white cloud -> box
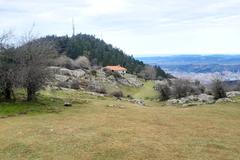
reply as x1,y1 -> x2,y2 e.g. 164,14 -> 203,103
0,0 -> 240,55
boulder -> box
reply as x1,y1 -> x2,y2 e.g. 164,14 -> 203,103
130,99 -> 145,106
49,66 -> 85,78
216,98 -> 233,103
226,91 -> 240,98
55,74 -> 70,82
198,94 -> 215,104
166,99 -> 179,105
64,102 -> 72,107
71,69 -> 85,78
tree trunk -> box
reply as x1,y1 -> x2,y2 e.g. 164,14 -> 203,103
27,87 -> 36,101
4,81 -> 12,100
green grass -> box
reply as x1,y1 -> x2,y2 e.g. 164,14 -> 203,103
0,89 -> 240,160
120,81 -> 158,99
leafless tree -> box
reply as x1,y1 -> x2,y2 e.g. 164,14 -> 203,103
0,32 -> 18,101
17,35 -> 57,101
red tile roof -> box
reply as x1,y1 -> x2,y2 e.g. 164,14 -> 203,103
105,65 -> 127,71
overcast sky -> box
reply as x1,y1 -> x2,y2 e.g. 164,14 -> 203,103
1,0 -> 240,56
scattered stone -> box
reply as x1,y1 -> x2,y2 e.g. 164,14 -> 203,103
106,104 -> 125,109
130,99 -> 145,106
182,103 -> 198,107
64,102 -> 72,107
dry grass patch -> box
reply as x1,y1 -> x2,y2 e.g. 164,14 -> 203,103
0,90 -> 240,160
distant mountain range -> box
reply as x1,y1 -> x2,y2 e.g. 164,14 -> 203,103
138,55 -> 240,73
137,55 -> 240,83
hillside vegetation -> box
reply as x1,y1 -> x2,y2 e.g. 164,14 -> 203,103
41,34 -> 168,77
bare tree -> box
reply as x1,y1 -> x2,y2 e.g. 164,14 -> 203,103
0,32 -> 17,101
17,36 -> 57,101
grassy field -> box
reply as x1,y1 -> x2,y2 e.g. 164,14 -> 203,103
0,89 -> 240,160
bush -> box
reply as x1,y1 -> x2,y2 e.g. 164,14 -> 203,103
74,56 -> 90,69
127,94 -> 133,99
111,91 -> 123,98
155,83 -> 171,101
90,70 -> 97,77
104,69 -> 122,78
211,79 -> 226,99
54,55 -> 75,69
171,79 -> 191,98
70,80 -> 80,90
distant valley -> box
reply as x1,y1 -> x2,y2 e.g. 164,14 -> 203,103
138,55 -> 240,83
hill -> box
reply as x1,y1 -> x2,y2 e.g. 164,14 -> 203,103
39,34 -> 168,78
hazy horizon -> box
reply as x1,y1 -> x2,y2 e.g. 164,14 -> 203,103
1,0 -> 240,56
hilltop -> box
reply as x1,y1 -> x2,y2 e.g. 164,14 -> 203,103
39,34 -> 169,78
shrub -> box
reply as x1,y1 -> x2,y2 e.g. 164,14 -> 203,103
111,91 -> 123,98
171,79 -> 191,99
127,94 -> 133,99
74,56 -> 90,69
104,69 -> 122,78
54,55 -> 75,69
211,79 -> 226,99
155,83 -> 171,101
90,70 -> 97,77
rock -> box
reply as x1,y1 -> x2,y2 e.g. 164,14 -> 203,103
64,102 -> 72,107
179,97 -> 190,104
48,66 -> 85,78
55,74 -> 70,82
85,91 -> 105,97
130,99 -> 145,106
166,94 -> 215,106
198,94 -> 215,104
106,104 -> 125,109
71,69 -> 86,78
166,99 -> 179,105
216,98 -> 233,103
182,103 -> 198,107
226,91 -> 240,98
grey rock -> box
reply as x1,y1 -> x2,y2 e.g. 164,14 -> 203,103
226,91 -> 240,98
64,102 -> 72,107
216,98 -> 233,103
130,99 -> 145,106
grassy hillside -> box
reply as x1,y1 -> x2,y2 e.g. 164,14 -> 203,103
0,89 -> 240,160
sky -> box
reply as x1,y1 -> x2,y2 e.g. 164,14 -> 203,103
0,0 -> 240,56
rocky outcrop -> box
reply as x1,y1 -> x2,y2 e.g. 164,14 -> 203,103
226,91 -> 240,98
49,66 -> 85,78
166,94 -> 215,106
216,98 -> 233,103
